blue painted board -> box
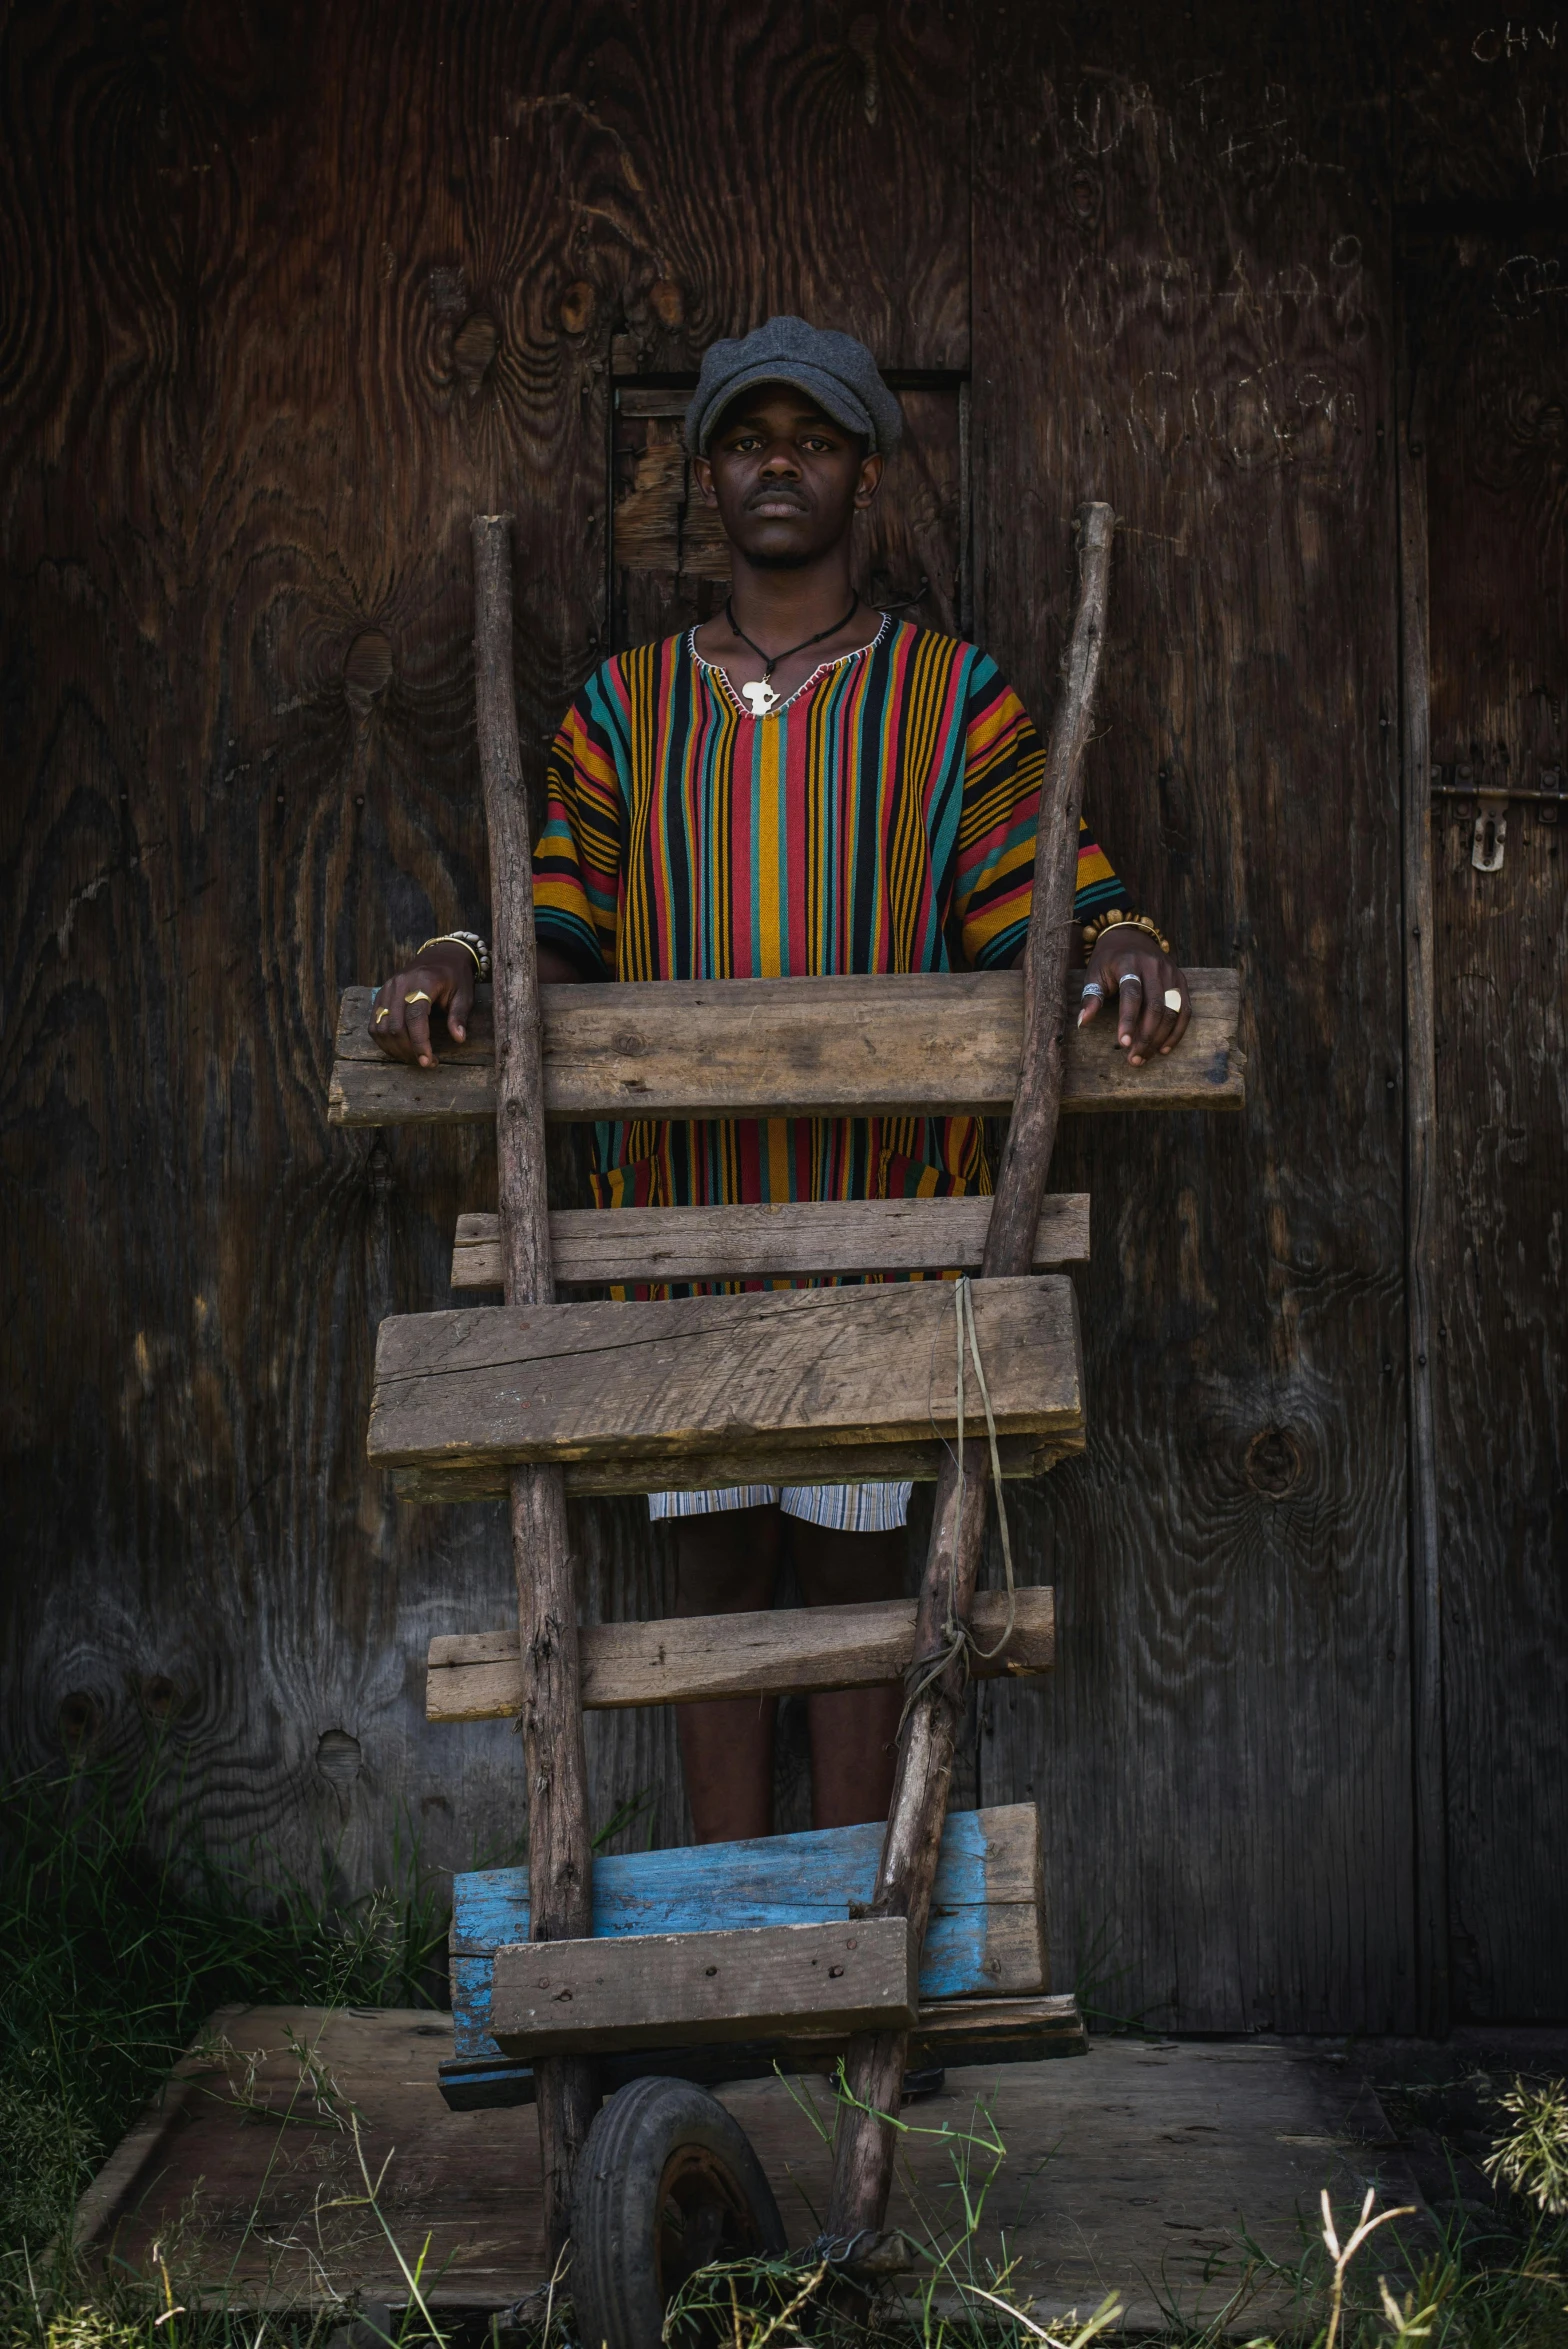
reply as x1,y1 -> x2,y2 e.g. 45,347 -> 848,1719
450,1810 -> 1026,2060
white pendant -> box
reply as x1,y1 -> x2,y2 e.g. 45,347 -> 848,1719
741,678 -> 780,718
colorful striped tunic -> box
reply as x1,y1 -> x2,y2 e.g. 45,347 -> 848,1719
535,616 -> 1128,1215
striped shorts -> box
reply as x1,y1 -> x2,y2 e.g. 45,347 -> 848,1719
647,1482 -> 913,1532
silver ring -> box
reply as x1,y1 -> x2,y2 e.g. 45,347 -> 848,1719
1117,971 -> 1144,994
1081,980 -> 1105,1001
1164,988 -> 1183,1013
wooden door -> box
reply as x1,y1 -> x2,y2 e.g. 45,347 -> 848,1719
1407,228 -> 1568,2020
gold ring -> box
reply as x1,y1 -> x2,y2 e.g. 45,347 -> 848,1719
405,990 -> 432,1006
1163,988 -> 1183,1013
375,1005 -> 391,1021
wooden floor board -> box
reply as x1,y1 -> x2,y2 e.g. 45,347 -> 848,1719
73,2010 -> 1432,2328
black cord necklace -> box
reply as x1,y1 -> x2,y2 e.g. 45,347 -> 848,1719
724,591 -> 861,717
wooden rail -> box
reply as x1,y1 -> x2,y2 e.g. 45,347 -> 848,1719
426,1589 -> 1055,1720
329,967 -> 1244,1128
450,1192 -> 1091,1288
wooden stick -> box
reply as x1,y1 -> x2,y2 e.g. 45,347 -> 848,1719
825,502 -> 1115,2244
471,514 -> 596,2253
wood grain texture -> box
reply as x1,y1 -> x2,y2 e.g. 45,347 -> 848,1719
391,1431 -> 1079,1502
427,1590 -> 1056,1719
331,971 -> 1246,1126
450,1194 -> 1092,1287
490,1917 -> 919,2054
1396,0 -> 1568,207
0,0 -> 972,1913
472,513 -> 593,2238
970,1 -> 1414,2036
368,1277 -> 1084,1469
453,1805 -> 1044,2058
438,1992 -> 1086,2110
1409,228 -> 1568,2021
73,2016 -> 1424,2330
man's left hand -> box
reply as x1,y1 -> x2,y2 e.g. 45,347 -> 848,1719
1077,925 -> 1192,1067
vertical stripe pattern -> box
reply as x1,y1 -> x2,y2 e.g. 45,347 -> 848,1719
535,619 -> 1128,1216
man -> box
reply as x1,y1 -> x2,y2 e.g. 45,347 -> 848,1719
369,317 -> 1190,1845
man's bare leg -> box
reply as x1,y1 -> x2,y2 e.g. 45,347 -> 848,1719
671,1504 -> 782,1842
792,1521 -> 907,1830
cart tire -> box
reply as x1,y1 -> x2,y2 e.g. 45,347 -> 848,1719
571,2075 -> 786,2349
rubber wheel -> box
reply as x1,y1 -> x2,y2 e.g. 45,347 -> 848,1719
571,2075 -> 787,2349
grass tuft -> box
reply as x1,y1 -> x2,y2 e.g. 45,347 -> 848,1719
0,1743 -> 446,2275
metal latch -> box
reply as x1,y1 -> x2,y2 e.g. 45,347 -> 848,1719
1429,762 -> 1567,872
1472,778 -> 1507,872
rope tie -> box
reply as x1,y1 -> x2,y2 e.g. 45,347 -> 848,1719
901,1276 -> 1018,1726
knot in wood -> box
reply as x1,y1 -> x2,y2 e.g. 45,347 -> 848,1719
317,1727 -> 362,1786
559,280 -> 596,336
343,631 -> 392,712
140,1673 -> 184,1721
57,1689 -> 101,1746
453,311 -> 499,383
1244,1425 -> 1304,1500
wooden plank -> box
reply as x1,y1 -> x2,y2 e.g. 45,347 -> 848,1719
437,1992 -> 1086,2110
450,1803 -> 1045,2058
70,2009 -> 1432,2329
1414,226 -> 1568,2021
368,1277 -> 1082,1472
391,1431 -> 1078,1503
329,968 -> 1245,1128
490,1917 -> 919,2055
427,1589 -> 1056,1720
451,1193 -> 1092,1289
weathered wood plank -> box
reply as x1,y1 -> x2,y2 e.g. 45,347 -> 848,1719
438,1992 -> 1086,2110
451,1804 -> 1044,2057
427,1589 -> 1056,1720
451,1193 -> 1091,1289
329,969 -> 1244,1127
1414,225 -> 1568,2020
490,1917 -> 918,2054
392,1431 -> 1080,1503
369,1277 -> 1082,1471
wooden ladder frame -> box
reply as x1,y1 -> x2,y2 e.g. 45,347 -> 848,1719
464,503 -> 1115,2252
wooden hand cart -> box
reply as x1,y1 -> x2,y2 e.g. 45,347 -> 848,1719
329,508 -> 1245,2346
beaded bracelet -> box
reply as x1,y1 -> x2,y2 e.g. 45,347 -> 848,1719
1081,910 -> 1171,962
420,930 -> 492,978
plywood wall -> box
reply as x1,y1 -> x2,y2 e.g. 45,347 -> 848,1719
2,0 -> 1562,2028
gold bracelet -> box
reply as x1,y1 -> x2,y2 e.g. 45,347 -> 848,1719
419,931 -> 492,977
1081,910 -> 1171,961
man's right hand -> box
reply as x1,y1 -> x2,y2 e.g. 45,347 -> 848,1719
368,940 -> 478,1068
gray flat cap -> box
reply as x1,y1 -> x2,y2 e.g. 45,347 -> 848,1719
686,315 -> 904,456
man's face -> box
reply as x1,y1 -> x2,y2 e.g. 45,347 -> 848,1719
692,385 -> 883,568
